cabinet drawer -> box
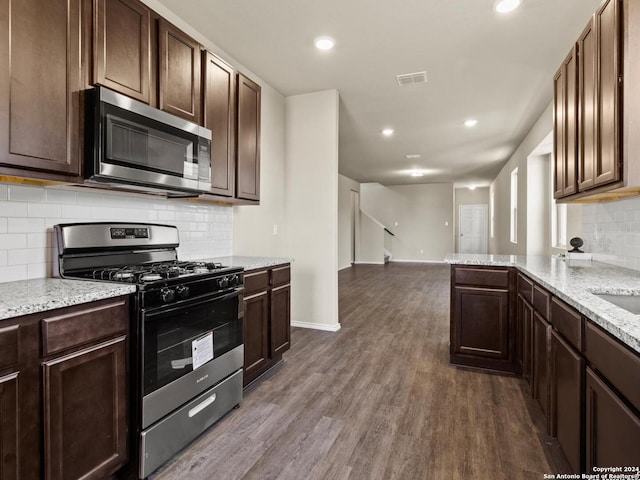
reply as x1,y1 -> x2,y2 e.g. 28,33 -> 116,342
550,297 -> 582,351
41,299 -> 128,356
0,325 -> 19,371
455,267 -> 509,289
271,265 -> 290,287
585,322 -> 640,412
533,285 -> 550,319
517,274 -> 533,303
244,270 -> 269,296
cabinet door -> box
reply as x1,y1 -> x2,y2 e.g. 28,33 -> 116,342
270,284 -> 291,357
594,0 -> 621,187
551,330 -> 584,474
533,313 -> 550,430
158,19 -> 201,124
0,0 -> 88,179
453,286 -> 509,359
236,74 -> 261,201
518,296 -> 533,388
553,48 -> 578,199
43,337 -> 128,480
203,52 -> 235,197
586,368 -> 640,470
553,64 -> 566,199
0,372 -> 18,480
93,0 -> 150,103
243,291 -> 269,386
578,19 -> 596,191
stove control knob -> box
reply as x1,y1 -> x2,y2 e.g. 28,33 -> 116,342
161,287 -> 176,303
218,276 -> 229,289
176,285 -> 190,299
228,274 -> 239,287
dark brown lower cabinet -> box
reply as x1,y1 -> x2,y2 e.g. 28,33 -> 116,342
243,264 -> 291,387
551,330 -> 584,474
243,291 -> 269,382
43,336 -> 128,480
270,284 -> 291,356
0,372 -> 18,480
517,295 -> 533,388
586,367 -> 640,470
532,313 -> 551,428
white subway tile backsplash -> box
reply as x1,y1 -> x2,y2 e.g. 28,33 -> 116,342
0,183 -> 233,283
8,185 -> 46,202
0,201 -> 28,217
8,218 -> 45,233
0,233 -> 28,249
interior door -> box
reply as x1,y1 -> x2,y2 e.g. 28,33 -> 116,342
459,205 -> 488,254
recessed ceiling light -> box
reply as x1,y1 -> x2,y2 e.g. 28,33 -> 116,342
382,128 -> 394,137
464,119 -> 478,127
405,154 -> 421,159
468,185 -> 476,190
410,171 -> 424,177
493,0 -> 522,13
314,37 -> 335,50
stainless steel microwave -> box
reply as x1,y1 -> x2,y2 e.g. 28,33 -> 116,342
84,87 -> 212,196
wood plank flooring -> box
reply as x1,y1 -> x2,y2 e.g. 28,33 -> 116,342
152,263 -> 569,480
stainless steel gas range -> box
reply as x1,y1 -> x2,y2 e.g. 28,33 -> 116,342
54,222 -> 244,478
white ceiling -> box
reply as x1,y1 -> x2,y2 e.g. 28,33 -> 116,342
157,0 -> 602,187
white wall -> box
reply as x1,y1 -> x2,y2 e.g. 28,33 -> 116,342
490,102 -> 554,255
358,212 -> 384,264
0,183 -> 232,282
285,90 -> 340,331
338,174 -> 360,270
454,187 -> 490,252
526,155 -> 551,255
360,183 -> 454,262
233,84 -> 287,257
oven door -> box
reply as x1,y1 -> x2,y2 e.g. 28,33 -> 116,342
141,289 -> 243,429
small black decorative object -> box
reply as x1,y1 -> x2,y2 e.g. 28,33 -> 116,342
569,237 -> 584,253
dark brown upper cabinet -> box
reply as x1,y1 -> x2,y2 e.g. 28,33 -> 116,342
158,19 -> 201,124
236,74 -> 261,201
554,0 -> 628,202
203,52 -> 236,197
93,0 -> 151,104
0,0 -> 89,181
553,47 -> 578,199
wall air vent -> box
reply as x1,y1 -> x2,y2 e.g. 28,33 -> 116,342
396,71 -> 427,87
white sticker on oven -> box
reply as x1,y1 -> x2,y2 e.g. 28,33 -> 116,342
192,332 -> 214,370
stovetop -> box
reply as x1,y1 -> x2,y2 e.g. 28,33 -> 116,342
70,260 -> 231,285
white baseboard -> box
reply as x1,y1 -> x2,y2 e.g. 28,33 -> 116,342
353,261 -> 385,265
338,264 -> 352,271
291,321 -> 342,332
390,259 -> 446,264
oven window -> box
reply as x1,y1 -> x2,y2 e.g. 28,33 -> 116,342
143,294 -> 241,396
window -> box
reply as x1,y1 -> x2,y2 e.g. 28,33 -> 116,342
550,159 -> 567,248
490,187 -> 495,238
510,168 -> 518,243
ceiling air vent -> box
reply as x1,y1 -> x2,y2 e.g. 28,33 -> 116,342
396,71 -> 427,87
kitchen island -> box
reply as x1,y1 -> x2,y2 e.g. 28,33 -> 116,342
445,254 -> 640,473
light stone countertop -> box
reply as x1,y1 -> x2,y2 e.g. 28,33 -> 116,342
445,254 -> 640,354
0,278 -> 136,321
203,256 -> 293,271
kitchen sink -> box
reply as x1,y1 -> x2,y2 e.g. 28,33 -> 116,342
593,293 -> 640,315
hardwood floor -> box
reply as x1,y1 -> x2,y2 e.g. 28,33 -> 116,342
151,263 -> 569,480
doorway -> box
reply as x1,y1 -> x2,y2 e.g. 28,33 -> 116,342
350,190 -> 360,263
458,205 -> 488,254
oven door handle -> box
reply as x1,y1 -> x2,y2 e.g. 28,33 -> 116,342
142,289 -> 241,319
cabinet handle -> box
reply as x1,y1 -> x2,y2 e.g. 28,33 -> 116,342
188,393 -> 216,417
